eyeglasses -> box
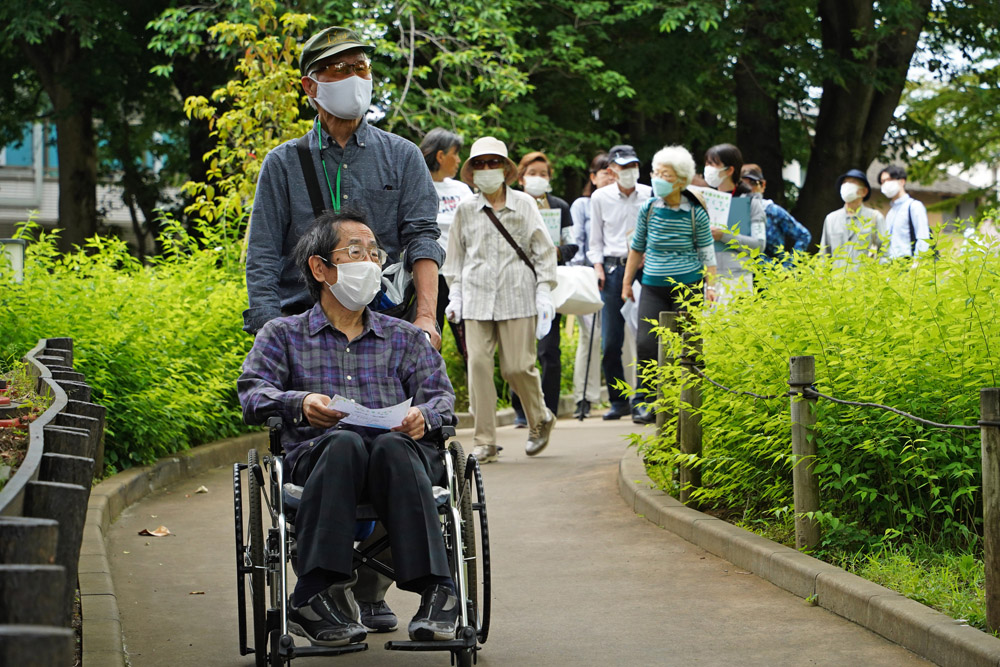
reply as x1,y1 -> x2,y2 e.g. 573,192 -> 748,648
313,59 -> 372,80
470,157 -> 505,170
323,244 -> 388,265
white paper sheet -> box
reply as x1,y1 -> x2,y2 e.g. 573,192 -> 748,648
687,185 -> 731,228
540,208 -> 562,245
327,395 -> 412,430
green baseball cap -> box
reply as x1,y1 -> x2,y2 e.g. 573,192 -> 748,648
300,27 -> 375,75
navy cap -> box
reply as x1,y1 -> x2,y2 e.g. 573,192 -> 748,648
837,168 -> 872,201
608,144 -> 640,166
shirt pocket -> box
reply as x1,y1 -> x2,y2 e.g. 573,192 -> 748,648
359,375 -> 406,410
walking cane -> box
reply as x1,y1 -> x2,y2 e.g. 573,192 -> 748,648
579,311 -> 598,421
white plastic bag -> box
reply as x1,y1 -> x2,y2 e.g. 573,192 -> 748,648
551,265 -> 603,315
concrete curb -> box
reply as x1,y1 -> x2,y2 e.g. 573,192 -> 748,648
618,449 -> 1000,667
80,397 -> 583,666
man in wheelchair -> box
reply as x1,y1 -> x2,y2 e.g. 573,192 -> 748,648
237,210 -> 460,648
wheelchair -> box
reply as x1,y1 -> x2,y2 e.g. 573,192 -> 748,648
233,417 -> 491,666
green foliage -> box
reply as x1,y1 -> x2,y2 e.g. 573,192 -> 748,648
637,224 -> 1000,552
842,541 -> 989,633
0,218 -> 253,471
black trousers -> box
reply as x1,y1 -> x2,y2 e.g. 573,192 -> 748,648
291,430 -> 450,592
636,282 -> 698,402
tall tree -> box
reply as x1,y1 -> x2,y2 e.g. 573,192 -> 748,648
791,0 -> 934,239
1,0 -> 174,252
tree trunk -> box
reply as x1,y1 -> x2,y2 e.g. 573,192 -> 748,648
791,0 -> 932,247
19,25 -> 98,253
735,3 -> 785,206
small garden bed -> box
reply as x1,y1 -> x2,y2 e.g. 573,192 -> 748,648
0,364 -> 51,491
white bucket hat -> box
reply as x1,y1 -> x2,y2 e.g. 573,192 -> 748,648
460,136 -> 519,188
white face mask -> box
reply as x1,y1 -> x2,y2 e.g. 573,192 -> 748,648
616,167 -> 639,189
309,75 -> 373,120
326,260 -> 382,311
522,176 -> 551,197
880,179 -> 902,199
704,165 -> 726,189
840,182 -> 862,203
473,168 -> 506,194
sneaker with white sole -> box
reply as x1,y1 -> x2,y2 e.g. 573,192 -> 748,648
287,591 -> 367,647
408,584 -> 459,641
471,444 -> 498,463
358,599 -> 397,632
525,409 -> 555,456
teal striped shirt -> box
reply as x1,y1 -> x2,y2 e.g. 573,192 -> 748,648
631,197 -> 716,287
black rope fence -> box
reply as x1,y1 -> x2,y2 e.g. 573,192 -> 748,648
682,358 -> 979,432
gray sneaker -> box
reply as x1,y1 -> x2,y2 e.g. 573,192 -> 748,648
525,410 -> 555,456
287,591 -> 367,647
472,444 -> 499,463
408,584 -> 459,641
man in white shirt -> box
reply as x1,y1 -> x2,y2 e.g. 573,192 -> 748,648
878,165 -> 931,260
820,168 -> 886,265
587,145 -> 652,421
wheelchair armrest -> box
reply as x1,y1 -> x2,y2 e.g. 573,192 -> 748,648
267,416 -> 284,456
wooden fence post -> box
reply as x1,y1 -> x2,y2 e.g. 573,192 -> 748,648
678,330 -> 703,505
981,387 -> 1000,632
789,356 -> 820,550
655,311 -> 679,435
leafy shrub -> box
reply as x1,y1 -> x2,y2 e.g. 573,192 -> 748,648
635,225 -> 1000,552
0,219 -> 253,472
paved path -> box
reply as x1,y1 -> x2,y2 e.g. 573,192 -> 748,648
108,418 -> 928,666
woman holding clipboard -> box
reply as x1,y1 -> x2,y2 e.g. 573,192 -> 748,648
702,143 -> 766,301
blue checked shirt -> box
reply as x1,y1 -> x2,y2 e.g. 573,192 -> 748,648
238,304 -> 455,470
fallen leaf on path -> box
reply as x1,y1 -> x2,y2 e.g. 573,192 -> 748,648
138,525 -> 173,537
195,485 -> 208,494
189,591 -> 205,595
123,551 -> 130,555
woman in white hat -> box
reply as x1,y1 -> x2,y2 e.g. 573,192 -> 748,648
441,136 -> 558,463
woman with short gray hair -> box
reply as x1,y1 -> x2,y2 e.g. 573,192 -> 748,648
621,144 -> 716,424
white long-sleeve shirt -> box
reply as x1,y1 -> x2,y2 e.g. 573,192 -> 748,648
586,182 -> 653,264
885,194 -> 930,259
443,188 -> 557,321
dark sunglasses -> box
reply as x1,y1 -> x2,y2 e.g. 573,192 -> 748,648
471,157 -> 505,170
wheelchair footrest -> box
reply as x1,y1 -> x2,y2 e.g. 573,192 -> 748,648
286,642 -> 368,658
384,627 -> 477,652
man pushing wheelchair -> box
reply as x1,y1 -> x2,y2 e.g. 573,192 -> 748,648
238,210 -> 460,648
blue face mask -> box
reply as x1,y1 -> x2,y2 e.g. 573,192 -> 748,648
652,177 -> 679,198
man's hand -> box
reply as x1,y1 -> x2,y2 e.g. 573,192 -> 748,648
391,406 -> 426,440
593,263 -> 605,290
302,393 -> 346,429
413,313 -> 442,350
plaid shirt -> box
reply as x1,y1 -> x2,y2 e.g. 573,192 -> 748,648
238,304 -> 455,469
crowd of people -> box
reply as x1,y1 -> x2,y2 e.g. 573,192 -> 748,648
235,25 -> 951,652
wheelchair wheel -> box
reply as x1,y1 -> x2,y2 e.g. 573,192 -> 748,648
467,453 -> 491,645
248,449 -> 268,667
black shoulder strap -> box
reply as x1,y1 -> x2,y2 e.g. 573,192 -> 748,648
906,200 -> 917,254
296,133 -> 326,218
483,206 -> 535,277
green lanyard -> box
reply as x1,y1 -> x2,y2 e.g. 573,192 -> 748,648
316,120 -> 342,212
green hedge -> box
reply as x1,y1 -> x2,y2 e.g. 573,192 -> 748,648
0,221 -> 253,472
635,225 -> 1000,552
